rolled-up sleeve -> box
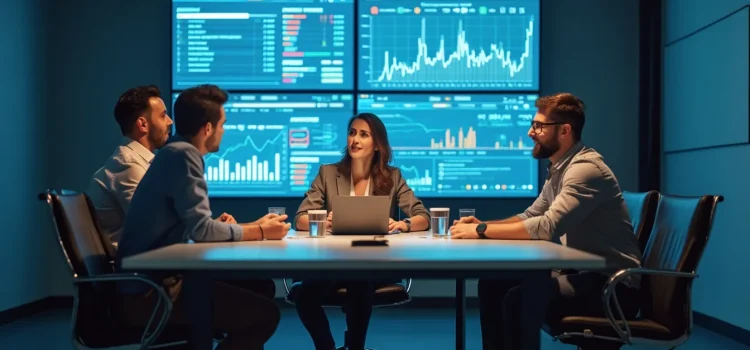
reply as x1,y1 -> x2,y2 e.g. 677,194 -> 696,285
523,161 -> 607,240
517,186 -> 549,220
170,149 -> 243,242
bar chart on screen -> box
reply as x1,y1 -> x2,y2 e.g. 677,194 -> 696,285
400,161 -> 434,193
173,92 -> 354,197
206,153 -> 282,183
203,124 -> 288,196
358,93 -> 539,197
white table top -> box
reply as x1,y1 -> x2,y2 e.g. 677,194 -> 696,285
121,231 -> 606,272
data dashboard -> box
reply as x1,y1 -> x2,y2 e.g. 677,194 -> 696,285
171,0 -> 542,198
358,0 -> 539,91
173,0 -> 354,90
357,93 -> 539,197
173,92 -> 353,197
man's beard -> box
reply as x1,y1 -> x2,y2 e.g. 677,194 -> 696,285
148,125 -> 170,149
532,138 -> 560,159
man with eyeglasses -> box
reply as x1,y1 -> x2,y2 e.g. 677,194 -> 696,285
450,93 -> 643,350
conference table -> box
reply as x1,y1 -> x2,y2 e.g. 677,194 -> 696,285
121,230 -> 606,350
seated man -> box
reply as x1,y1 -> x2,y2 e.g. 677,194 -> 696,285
450,93 -> 643,350
87,85 -> 172,244
116,84 -> 290,350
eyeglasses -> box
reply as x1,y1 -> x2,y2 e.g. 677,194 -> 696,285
530,121 -> 566,134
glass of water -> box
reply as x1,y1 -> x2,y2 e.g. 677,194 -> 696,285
268,207 -> 286,215
430,208 -> 450,238
307,209 -> 327,238
459,209 -> 475,218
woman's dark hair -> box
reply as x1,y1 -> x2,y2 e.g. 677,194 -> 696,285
336,113 -> 394,195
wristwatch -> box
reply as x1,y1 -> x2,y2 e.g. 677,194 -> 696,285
476,223 -> 488,239
402,218 -> 412,232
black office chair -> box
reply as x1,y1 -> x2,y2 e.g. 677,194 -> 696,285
284,278 -> 412,350
40,189 -> 185,349
544,194 -> 723,349
622,190 -> 661,252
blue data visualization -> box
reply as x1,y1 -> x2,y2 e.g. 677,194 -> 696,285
172,93 -> 353,197
357,93 -> 539,197
357,0 -> 539,91
172,0 -> 354,90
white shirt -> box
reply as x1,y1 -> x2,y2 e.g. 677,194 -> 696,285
349,174 -> 370,196
86,137 -> 154,243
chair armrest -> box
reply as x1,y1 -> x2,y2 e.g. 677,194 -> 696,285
282,278 -> 292,295
601,268 -> 699,344
72,273 -> 174,348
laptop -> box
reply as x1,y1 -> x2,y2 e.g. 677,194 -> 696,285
330,196 -> 391,235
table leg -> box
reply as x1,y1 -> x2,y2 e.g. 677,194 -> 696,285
455,278 -> 466,350
519,271 -> 550,350
184,272 -> 214,350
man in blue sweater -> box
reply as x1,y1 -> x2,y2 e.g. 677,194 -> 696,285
116,84 -> 290,350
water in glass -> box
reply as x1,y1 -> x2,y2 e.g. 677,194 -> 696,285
308,210 -> 327,238
268,207 -> 286,215
430,208 -> 450,238
459,209 -> 475,218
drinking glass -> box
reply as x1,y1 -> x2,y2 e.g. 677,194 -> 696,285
430,208 -> 450,238
268,207 -> 286,215
307,209 -> 327,238
459,209 -> 475,218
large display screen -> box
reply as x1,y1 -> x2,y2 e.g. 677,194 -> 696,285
357,93 -> 539,197
173,0 -> 355,90
357,0 -> 539,91
171,0 -> 542,198
173,92 -> 353,197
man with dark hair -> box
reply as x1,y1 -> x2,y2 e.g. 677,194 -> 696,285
115,84 -> 288,350
87,85 -> 173,243
450,92 -> 642,349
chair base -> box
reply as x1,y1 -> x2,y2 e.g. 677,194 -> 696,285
336,347 -> 374,350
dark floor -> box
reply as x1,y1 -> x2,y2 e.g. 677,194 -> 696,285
1,307 -> 747,349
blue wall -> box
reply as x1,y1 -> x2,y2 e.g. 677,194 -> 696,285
662,0 -> 750,331
37,0 -> 640,302
0,0 -> 59,312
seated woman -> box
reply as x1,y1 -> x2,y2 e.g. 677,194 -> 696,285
294,112 -> 430,350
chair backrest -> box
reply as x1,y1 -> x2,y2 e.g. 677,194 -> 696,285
40,189 -> 112,278
40,189 -> 116,346
622,190 -> 660,252
640,194 -> 723,336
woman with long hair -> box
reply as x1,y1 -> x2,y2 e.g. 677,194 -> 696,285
293,112 -> 430,350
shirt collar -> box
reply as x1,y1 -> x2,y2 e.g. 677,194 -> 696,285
548,141 -> 584,174
122,137 -> 155,164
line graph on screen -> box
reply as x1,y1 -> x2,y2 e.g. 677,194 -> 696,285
360,4 -> 538,90
375,17 -> 533,83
